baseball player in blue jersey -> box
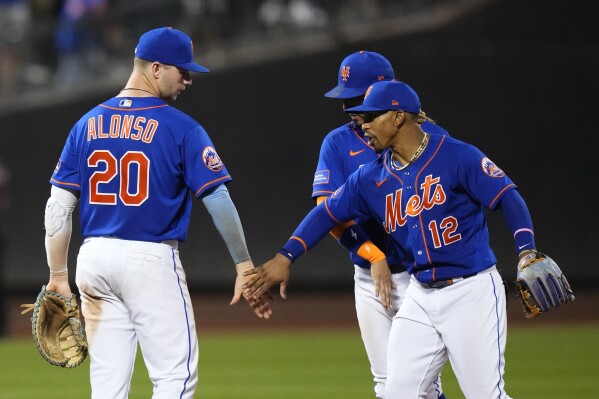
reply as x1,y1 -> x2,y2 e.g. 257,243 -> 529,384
245,80 -> 572,398
313,50 -> 447,399
43,27 -> 272,399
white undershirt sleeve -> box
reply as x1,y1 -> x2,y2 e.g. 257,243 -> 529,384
45,185 -> 79,275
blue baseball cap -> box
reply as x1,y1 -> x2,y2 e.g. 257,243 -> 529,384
135,27 -> 209,73
324,51 -> 395,98
345,81 -> 421,114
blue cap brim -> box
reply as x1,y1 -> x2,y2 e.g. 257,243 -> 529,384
175,62 -> 210,73
324,85 -> 370,99
344,104 -> 386,113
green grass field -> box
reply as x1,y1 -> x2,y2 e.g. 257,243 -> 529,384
1,325 -> 597,398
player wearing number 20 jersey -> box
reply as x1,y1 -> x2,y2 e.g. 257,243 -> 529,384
51,96 -> 230,242
44,27 -> 271,399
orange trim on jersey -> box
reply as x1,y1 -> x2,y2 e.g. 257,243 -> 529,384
290,236 -> 307,254
415,134 -> 445,184
350,123 -> 372,148
323,200 -> 342,224
414,135 -> 446,268
99,104 -> 170,111
50,178 -> 81,188
490,184 -> 516,209
384,153 -> 403,184
313,190 -> 335,197
420,215 -> 434,266
318,197 -> 357,240
194,175 -> 231,197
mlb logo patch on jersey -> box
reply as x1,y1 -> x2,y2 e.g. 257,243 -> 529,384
119,99 -> 133,108
481,157 -> 505,177
202,146 -> 223,171
54,160 -> 62,174
313,170 -> 330,185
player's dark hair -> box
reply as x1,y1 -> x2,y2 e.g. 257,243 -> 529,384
418,110 -> 436,125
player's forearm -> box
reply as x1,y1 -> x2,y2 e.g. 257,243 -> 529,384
45,186 -> 78,283
316,196 -> 385,264
278,203 -> 337,262
202,184 -> 251,264
498,189 -> 536,254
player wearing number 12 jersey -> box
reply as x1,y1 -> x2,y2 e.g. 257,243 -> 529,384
43,27 -> 271,399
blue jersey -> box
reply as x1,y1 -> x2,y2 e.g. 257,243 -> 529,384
51,97 -> 231,242
324,133 -> 515,283
312,120 -> 449,269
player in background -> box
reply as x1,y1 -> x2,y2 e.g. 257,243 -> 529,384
244,80 -> 546,398
313,50 -> 447,399
43,27 -> 272,399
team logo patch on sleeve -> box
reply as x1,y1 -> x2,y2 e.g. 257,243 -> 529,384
313,170 -> 330,185
202,146 -> 223,171
481,157 -> 505,177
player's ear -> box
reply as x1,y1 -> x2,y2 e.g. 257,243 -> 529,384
394,111 -> 405,126
151,62 -> 162,78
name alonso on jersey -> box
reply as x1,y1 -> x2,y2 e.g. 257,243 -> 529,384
86,115 -> 158,143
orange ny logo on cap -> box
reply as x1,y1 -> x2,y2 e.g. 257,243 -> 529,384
392,100 -> 399,105
341,66 -> 350,82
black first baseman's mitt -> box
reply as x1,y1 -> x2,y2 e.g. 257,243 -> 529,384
20,286 -> 88,367
515,251 -> 575,318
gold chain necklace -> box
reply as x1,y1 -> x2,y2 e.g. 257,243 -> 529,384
390,133 -> 429,171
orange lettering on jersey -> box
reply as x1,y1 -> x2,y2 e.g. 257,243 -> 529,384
131,117 -> 145,140
383,174 -> 447,234
385,190 -> 406,233
86,115 -> 156,143
142,119 -> 158,143
87,117 -> 97,141
120,115 -> 134,139
420,175 -> 445,208
97,115 -> 108,138
109,115 -> 121,138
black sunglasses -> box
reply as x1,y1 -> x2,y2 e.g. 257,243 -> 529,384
362,111 -> 390,123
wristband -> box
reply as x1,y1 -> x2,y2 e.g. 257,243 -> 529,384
278,236 -> 307,264
356,241 -> 386,264
277,249 -> 295,263
338,225 -> 370,253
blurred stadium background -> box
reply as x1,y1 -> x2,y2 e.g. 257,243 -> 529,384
0,0 -> 597,339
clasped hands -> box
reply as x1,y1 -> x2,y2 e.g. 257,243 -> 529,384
240,254 -> 395,311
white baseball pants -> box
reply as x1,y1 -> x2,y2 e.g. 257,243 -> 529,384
76,237 -> 198,399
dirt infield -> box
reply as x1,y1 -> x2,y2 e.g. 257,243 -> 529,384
5,288 -> 595,337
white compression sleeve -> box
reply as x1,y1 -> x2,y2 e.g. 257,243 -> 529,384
45,186 -> 78,275
201,184 -> 251,264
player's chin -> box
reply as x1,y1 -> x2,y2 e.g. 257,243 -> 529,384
371,140 -> 384,153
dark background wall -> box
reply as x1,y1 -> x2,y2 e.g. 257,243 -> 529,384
0,0 -> 597,293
